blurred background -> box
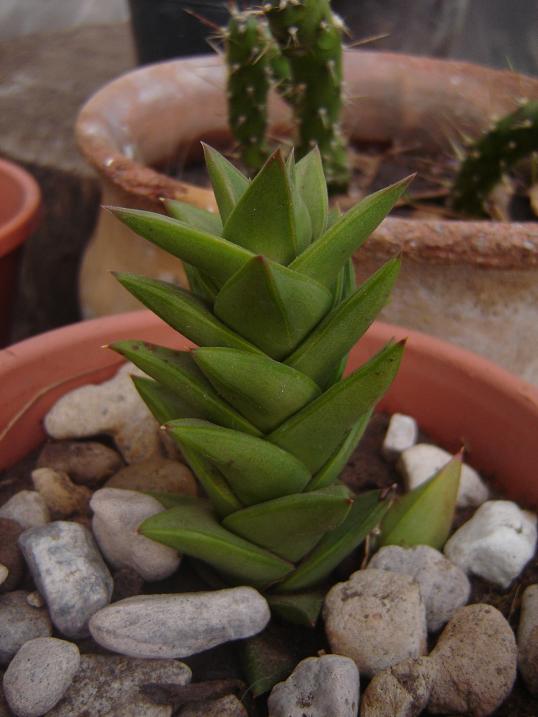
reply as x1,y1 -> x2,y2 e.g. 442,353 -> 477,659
1,0 -> 537,344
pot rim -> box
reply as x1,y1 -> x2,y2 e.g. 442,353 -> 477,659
75,50 -> 538,269
1,310 -> 538,507
0,158 -> 41,259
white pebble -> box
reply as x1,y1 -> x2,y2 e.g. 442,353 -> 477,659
44,363 -> 162,464
382,413 -> 418,461
398,444 -> 489,507
0,491 -> 50,529
90,488 -> 181,582
444,500 -> 537,588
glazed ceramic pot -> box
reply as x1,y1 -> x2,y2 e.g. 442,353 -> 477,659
1,311 -> 537,510
0,159 -> 41,347
75,51 -> 538,382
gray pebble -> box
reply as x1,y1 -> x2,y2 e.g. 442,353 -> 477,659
89,589 -> 270,658
37,440 -> 123,486
428,604 -> 517,715
3,637 -> 80,717
90,488 -> 181,582
0,491 -> 49,530
517,584 -> 538,695
268,655 -> 360,717
47,654 -> 191,717
0,591 -> 52,665
179,695 -> 247,717
368,545 -> 470,631
18,521 -> 113,638
324,569 -> 427,677
0,519 -> 24,593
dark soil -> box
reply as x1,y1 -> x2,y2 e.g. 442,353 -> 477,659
1,413 -> 537,716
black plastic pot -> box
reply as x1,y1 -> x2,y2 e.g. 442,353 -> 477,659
128,0 -> 256,65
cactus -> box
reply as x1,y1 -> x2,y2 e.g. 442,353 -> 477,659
108,145 -> 412,625
224,1 -> 350,189
451,99 -> 538,217
264,0 -> 350,190
225,11 -> 273,171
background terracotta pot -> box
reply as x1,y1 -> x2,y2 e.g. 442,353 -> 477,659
1,311 -> 537,510
75,50 -> 538,384
0,158 -> 41,346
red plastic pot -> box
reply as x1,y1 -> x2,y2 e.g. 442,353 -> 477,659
1,311 -> 537,509
0,159 -> 41,346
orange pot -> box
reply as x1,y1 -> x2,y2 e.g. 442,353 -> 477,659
0,159 -> 41,346
1,311 -> 537,508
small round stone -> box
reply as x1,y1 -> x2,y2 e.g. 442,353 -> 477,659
3,637 -> 80,717
0,491 -> 50,530
0,518 -> 24,593
105,457 -> 197,496
37,440 -> 123,486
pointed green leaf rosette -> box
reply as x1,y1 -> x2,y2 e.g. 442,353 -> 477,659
110,146 -> 411,624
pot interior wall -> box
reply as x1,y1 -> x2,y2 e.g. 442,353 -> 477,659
1,313 -> 537,508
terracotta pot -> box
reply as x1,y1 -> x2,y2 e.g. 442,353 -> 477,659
0,159 -> 41,347
75,51 -> 538,382
1,311 -> 538,511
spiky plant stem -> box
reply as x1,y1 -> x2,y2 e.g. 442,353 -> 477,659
451,99 -> 538,217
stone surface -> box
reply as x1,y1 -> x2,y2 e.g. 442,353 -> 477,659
397,444 -> 489,507
105,457 -> 197,496
0,591 -> 52,665
444,500 -> 537,588
0,491 -> 50,529
179,695 -> 247,717
268,654 -> 360,717
37,440 -> 123,486
323,569 -> 427,677
3,637 -> 80,717
517,584 -> 538,695
0,566 -> 7,588
89,589 -> 271,659
44,363 -> 162,463
102,702 -> 172,717
381,413 -> 418,461
427,604 -> 517,716
90,488 -> 181,581
0,518 -> 24,593
31,468 -> 91,518
368,545 -> 470,631
47,654 -> 191,717
360,657 -> 433,717
18,520 -> 113,638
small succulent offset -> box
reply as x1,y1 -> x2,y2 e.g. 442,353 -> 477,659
450,99 -> 538,217
109,145 -> 411,625
225,0 -> 349,189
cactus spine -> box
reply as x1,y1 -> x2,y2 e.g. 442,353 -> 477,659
224,1 -> 350,190
451,99 -> 538,217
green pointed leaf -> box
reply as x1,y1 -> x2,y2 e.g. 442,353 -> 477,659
166,419 -> 311,506
267,589 -> 325,628
131,376 -> 205,424
108,208 -> 251,286
163,198 -> 223,234
289,176 -> 413,288
296,147 -> 328,240
222,485 -> 352,562
379,453 -> 462,550
214,256 -> 333,360
140,497 -> 293,587
180,445 -> 242,517
286,258 -> 400,387
114,273 -> 261,354
307,411 -> 372,491
202,143 -> 249,223
193,347 -> 321,433
223,150 -> 301,263
183,263 -> 218,303
277,490 -> 390,593
270,341 -> 405,473
112,341 -> 261,436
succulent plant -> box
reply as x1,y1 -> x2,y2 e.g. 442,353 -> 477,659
224,0 -> 349,188
451,99 -> 538,217
109,145 -> 411,625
